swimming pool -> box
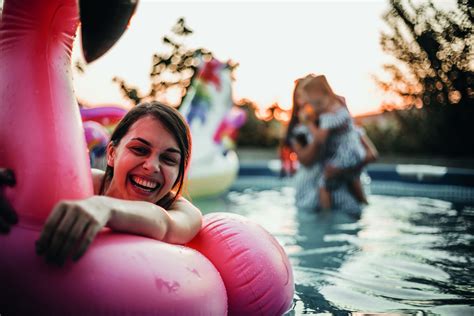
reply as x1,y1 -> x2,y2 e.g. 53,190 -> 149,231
192,164 -> 474,315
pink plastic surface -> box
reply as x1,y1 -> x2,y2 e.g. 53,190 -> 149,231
187,213 -> 295,315
0,227 -> 227,315
0,0 -> 227,314
0,0 -> 93,225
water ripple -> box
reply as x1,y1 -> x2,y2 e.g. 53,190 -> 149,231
194,188 -> 474,314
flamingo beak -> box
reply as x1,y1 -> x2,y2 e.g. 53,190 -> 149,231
79,0 -> 139,63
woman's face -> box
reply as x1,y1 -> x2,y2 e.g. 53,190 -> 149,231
106,115 -> 181,203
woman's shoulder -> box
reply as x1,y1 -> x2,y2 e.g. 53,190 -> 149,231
91,168 -> 105,194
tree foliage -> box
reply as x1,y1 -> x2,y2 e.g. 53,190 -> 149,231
113,18 -> 236,107
236,100 -> 283,148
373,0 -> 473,156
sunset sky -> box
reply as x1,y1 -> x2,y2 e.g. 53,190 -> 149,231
72,0 -> 395,115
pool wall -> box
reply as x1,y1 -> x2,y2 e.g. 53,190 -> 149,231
236,161 -> 474,205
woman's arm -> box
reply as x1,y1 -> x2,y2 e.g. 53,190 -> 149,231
106,196 -> 202,245
292,123 -> 327,167
36,187 -> 202,265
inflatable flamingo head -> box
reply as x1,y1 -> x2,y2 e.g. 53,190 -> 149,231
79,0 -> 139,63
0,0 -> 139,224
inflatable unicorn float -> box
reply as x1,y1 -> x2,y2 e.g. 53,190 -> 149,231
80,57 -> 245,198
0,0 -> 294,314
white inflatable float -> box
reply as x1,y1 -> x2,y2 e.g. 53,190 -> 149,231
179,58 -> 241,198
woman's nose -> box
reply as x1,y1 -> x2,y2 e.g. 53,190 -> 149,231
142,156 -> 160,173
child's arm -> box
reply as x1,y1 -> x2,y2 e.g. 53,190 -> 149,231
316,107 -> 349,145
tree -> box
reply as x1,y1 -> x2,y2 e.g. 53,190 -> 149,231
236,100 -> 283,148
113,18 -> 228,107
374,0 -> 473,156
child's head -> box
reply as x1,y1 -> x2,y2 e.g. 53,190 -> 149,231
301,74 -> 339,113
298,103 -> 318,125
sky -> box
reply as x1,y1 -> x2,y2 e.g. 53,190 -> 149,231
71,0 -> 395,115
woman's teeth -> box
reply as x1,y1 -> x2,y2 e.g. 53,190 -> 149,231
131,176 -> 159,191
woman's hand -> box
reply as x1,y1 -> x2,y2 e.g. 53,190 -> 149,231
324,164 -> 345,180
36,196 -> 112,265
0,168 -> 17,233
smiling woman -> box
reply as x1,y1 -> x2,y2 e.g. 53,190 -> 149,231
36,102 -> 202,263
100,102 -> 190,208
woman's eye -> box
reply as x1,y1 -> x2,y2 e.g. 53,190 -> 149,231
162,156 -> 179,166
130,147 -> 149,155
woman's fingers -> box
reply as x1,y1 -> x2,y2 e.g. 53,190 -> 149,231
72,223 -> 101,262
36,204 -> 67,255
54,215 -> 90,266
36,199 -> 106,265
44,209 -> 79,264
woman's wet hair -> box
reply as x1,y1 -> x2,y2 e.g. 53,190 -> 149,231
100,101 -> 192,209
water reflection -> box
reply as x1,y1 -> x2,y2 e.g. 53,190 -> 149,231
193,188 -> 474,314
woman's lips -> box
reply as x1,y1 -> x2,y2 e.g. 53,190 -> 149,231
129,175 -> 160,194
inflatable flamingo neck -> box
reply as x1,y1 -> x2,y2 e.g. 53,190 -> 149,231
0,0 -> 93,226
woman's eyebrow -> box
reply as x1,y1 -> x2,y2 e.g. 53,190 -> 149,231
166,147 -> 181,155
131,137 -> 152,146
131,137 -> 181,154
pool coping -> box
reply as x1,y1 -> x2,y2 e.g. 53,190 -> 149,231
235,161 -> 474,205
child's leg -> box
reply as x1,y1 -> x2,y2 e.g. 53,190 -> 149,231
349,178 -> 368,204
319,186 -> 332,210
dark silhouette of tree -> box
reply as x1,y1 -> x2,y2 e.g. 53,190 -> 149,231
374,0 -> 473,156
113,18 -> 237,107
236,99 -> 283,148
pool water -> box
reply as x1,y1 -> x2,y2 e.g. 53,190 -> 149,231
193,186 -> 474,315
